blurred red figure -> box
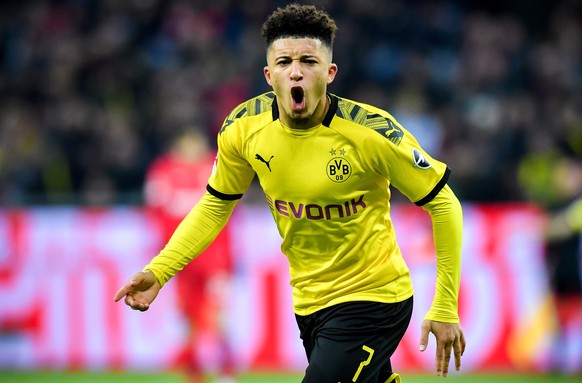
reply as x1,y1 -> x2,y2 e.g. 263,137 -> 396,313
144,128 -> 235,383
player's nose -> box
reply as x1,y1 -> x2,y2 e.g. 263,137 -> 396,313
290,61 -> 303,81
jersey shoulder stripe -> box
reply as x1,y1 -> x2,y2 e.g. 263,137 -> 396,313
206,184 -> 243,201
334,95 -> 404,146
415,167 -> 451,206
220,92 -> 275,133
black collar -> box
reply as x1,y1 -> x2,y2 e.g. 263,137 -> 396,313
271,93 -> 338,127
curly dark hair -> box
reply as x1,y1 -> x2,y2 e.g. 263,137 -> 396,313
261,3 -> 337,49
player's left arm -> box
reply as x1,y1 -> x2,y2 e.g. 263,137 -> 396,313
419,184 -> 466,377
363,113 -> 466,375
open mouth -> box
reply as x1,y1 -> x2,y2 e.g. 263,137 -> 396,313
291,86 -> 305,110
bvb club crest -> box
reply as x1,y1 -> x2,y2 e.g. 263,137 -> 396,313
327,154 -> 352,183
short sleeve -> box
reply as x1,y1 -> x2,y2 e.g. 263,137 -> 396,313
207,121 -> 255,199
371,120 -> 449,205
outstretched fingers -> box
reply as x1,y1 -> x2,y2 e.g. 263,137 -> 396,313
114,279 -> 151,311
113,280 -> 134,302
113,271 -> 160,312
114,274 -> 143,299
454,330 -> 466,372
435,334 -> 453,377
426,321 -> 466,377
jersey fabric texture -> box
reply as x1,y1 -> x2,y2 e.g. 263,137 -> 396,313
296,298 -> 413,383
207,92 -> 450,316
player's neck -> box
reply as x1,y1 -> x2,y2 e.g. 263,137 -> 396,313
281,95 -> 330,130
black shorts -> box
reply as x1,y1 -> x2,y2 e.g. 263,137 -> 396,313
296,297 -> 413,383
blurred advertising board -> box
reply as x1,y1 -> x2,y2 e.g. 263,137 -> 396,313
0,203 -> 568,373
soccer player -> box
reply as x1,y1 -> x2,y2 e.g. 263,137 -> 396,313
143,128 -> 235,383
115,4 -> 466,382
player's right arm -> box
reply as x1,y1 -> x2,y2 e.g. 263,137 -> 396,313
114,105 -> 256,310
143,192 -> 238,286
113,192 -> 238,310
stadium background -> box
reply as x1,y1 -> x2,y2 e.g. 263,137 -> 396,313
0,0 -> 581,381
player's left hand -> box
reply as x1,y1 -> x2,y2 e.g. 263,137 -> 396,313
419,319 -> 466,377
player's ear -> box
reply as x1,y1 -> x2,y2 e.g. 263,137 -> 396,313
264,66 -> 272,86
327,63 -> 338,84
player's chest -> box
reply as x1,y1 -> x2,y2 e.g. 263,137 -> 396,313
245,129 -> 369,199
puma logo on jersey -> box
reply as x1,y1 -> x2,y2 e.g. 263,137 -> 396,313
412,148 -> 431,169
255,154 -> 274,172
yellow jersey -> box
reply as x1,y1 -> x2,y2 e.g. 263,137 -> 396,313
206,92 -> 450,315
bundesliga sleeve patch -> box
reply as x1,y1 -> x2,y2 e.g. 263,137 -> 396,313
412,148 -> 431,169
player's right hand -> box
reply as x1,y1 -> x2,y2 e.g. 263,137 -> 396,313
113,270 -> 161,312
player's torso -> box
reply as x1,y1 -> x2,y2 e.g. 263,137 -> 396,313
236,114 -> 396,267
217,94 -> 414,314
248,122 -> 383,215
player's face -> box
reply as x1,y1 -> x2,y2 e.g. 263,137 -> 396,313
264,37 -> 338,129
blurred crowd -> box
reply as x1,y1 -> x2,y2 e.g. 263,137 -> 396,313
0,0 -> 580,206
